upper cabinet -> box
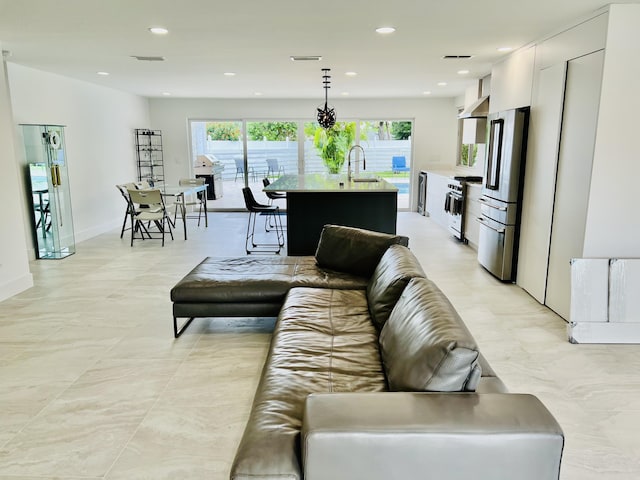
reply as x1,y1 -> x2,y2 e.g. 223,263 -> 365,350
489,12 -> 608,115
535,13 -> 608,70
489,46 -> 536,113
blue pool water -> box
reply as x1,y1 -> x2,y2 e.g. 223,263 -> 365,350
391,182 -> 409,194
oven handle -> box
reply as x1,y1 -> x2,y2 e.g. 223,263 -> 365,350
476,217 -> 505,234
478,197 -> 507,211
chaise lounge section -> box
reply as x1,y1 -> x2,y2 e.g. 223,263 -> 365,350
170,225 -> 409,337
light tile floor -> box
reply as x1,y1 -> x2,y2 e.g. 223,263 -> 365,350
0,212 -> 639,479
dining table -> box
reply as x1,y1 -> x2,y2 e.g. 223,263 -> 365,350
159,183 -> 208,240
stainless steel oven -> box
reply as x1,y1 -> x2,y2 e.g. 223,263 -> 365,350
445,178 -> 465,241
444,176 -> 482,242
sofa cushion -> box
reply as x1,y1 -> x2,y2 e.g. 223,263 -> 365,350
379,278 -> 481,392
366,245 -> 427,331
231,286 -> 386,479
314,225 -> 409,278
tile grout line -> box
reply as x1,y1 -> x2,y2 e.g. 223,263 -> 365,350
100,331 -> 202,479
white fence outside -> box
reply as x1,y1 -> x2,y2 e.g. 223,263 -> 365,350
197,139 -> 412,181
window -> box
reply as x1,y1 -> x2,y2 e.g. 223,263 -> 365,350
190,118 -> 413,210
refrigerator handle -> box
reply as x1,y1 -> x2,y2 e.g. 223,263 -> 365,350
476,217 -> 506,234
478,197 -> 507,211
485,118 -> 504,190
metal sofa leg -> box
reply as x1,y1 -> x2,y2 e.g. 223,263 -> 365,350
174,316 -> 196,338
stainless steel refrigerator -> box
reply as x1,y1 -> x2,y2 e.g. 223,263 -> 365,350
477,107 -> 529,281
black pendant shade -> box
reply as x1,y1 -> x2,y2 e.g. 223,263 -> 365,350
317,68 -> 336,129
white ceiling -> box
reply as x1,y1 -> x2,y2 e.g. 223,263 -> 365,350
0,1 -> 635,99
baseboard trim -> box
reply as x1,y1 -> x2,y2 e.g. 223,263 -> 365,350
0,273 -> 34,302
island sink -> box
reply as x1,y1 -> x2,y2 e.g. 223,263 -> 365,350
352,177 -> 380,183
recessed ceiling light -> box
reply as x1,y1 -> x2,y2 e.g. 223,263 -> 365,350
290,55 -> 322,61
131,55 -> 165,62
341,92 -> 350,96
457,70 -> 470,75
162,92 -> 171,96
97,71 -> 109,76
375,26 -> 396,34
422,91 -> 432,95
497,47 -> 513,52
437,82 -> 447,86
254,92 -> 263,96
149,27 -> 169,35
223,72 -> 236,76
345,71 -> 357,76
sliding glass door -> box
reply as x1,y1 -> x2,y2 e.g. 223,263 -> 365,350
359,120 -> 412,209
190,118 -> 412,210
190,120 -> 248,209
246,121 -> 299,181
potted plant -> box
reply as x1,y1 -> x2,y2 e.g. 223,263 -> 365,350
307,122 -> 356,174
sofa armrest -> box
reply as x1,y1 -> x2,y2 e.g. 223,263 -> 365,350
302,392 -> 563,480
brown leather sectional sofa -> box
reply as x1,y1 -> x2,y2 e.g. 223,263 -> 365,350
170,225 -> 564,480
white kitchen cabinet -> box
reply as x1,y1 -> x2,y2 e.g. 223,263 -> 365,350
518,50 -> 604,321
535,13 -> 608,71
517,62 -> 567,304
464,184 -> 482,250
517,11 -> 608,317
462,118 -> 487,145
489,46 -> 536,113
545,50 -> 604,320
424,172 -> 449,229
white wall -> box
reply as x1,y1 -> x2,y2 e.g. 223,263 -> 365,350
8,63 -> 150,253
0,48 -> 32,301
584,4 -> 640,257
148,97 -> 459,209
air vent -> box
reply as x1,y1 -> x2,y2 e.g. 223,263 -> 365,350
290,55 -> 322,61
442,55 -> 473,59
131,56 -> 165,62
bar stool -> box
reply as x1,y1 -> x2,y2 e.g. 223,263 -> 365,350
262,177 -> 286,205
242,187 -> 285,254
262,178 -> 287,231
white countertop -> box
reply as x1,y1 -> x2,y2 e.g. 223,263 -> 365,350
264,174 -> 398,193
422,169 -> 484,182
421,169 -> 458,178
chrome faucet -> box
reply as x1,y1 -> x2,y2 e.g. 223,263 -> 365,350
347,145 -> 366,182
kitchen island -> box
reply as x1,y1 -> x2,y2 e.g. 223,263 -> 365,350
264,174 -> 398,255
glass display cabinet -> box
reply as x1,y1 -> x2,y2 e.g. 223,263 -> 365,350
22,124 -> 76,259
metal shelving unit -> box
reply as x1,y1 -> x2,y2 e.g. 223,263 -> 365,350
135,129 -> 164,185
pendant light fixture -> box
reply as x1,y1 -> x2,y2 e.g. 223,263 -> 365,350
316,68 -> 336,129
